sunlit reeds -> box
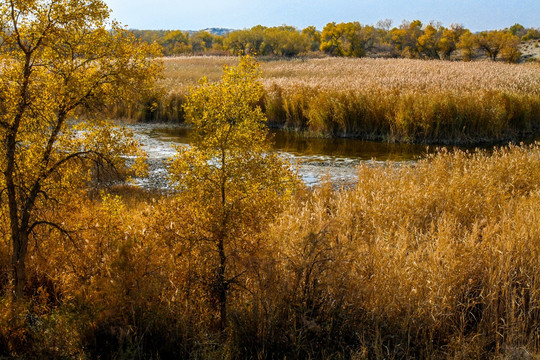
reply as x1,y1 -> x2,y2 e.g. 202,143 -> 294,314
1,143 -> 538,358
115,56 -> 540,143
259,142 -> 540,358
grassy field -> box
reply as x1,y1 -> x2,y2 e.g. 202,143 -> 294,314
115,56 -> 540,144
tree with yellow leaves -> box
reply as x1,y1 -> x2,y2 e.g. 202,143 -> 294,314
417,24 -> 441,59
438,24 -> 467,60
0,0 -> 161,299
168,56 -> 296,331
476,30 -> 522,63
457,30 -> 477,61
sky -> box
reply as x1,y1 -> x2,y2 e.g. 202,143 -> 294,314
104,0 -> 539,32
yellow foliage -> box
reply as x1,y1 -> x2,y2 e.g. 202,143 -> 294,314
0,12 -> 538,356
0,0 -> 161,298
168,56 -> 297,330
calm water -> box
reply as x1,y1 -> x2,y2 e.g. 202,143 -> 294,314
129,124 -> 536,187
142,125 -> 430,160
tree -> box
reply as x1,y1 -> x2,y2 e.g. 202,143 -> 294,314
457,30 -> 477,61
340,22 -> 378,57
266,26 -> 309,57
389,20 -> 423,58
376,18 -> 393,32
191,31 -> 214,53
417,24 -> 441,59
162,30 -> 191,55
404,20 -> 424,58
320,22 -> 344,56
508,23 -> 526,38
302,25 -> 321,52
339,22 -> 365,57
476,30 -> 521,62
521,28 -> 540,41
168,56 -> 296,331
500,32 -> 522,63
438,24 -> 467,59
223,29 -> 250,55
0,0 -> 161,298
477,30 -> 506,61
320,22 -> 373,57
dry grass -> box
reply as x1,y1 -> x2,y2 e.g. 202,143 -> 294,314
119,56 -> 540,144
1,143 -> 538,359
160,56 -> 540,94
161,56 -> 239,91
261,57 -> 540,93
261,142 -> 540,358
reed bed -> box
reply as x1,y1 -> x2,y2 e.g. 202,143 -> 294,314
254,142 -> 540,358
262,58 -> 540,143
1,143 -> 539,358
113,56 -> 540,144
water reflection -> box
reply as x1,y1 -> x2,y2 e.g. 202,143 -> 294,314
132,124 -> 538,188
270,131 -> 429,161
146,126 -> 429,162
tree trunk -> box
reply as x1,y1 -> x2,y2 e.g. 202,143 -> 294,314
4,52 -> 32,300
217,146 -> 228,332
11,230 -> 28,299
5,129 -> 25,299
217,237 -> 227,332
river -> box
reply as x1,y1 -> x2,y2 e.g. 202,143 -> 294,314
127,123 -> 539,189
127,123 -> 435,189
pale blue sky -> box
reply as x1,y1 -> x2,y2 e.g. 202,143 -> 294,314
105,0 -> 539,32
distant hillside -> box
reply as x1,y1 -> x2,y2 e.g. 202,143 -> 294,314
190,28 -> 235,35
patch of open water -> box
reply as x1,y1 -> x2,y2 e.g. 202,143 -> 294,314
126,124 -> 535,188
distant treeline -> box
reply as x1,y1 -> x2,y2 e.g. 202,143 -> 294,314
130,22 -> 540,62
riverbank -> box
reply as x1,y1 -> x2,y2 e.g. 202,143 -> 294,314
109,57 -> 540,145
